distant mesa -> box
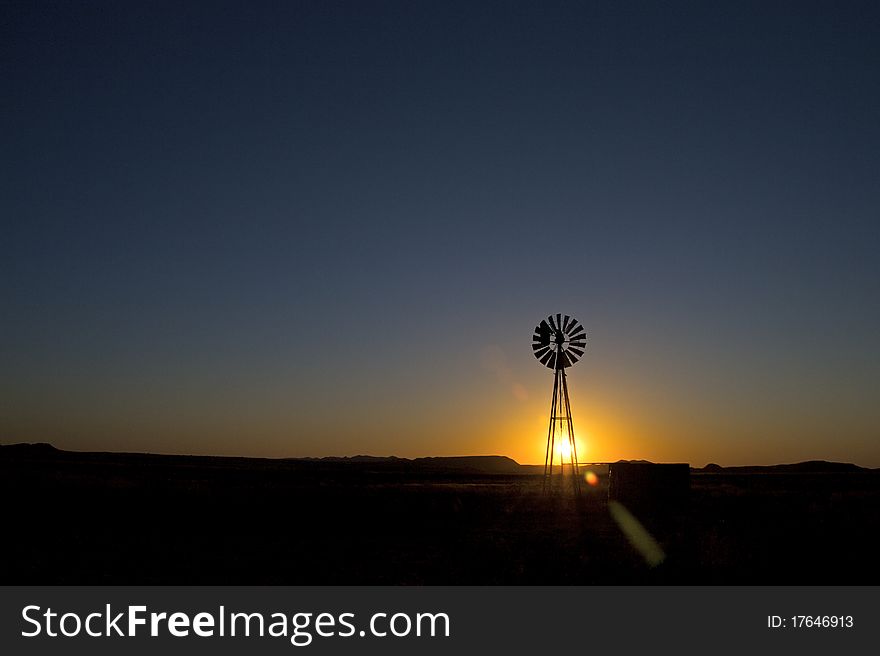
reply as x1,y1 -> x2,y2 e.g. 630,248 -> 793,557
694,460 -> 868,473
0,442 -> 59,456
0,443 -> 872,473
772,460 -> 866,473
300,454 -> 523,474
295,455 -> 405,463
0,443 -> 523,474
412,455 -> 522,473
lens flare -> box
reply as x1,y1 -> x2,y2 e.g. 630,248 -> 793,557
608,500 -> 665,567
585,471 -> 599,486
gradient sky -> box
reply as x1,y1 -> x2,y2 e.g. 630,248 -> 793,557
3,1 -> 879,466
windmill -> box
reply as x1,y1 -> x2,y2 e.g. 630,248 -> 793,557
531,313 -> 587,493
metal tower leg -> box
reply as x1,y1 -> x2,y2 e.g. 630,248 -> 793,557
561,370 -> 580,494
543,368 -> 559,493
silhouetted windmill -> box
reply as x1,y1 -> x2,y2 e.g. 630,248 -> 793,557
532,313 -> 587,493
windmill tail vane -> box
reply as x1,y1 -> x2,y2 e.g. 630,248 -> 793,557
531,313 -> 588,494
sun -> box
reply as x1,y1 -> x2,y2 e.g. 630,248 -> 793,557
534,429 -> 587,465
556,439 -> 572,460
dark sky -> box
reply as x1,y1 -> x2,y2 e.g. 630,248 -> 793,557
3,0 -> 879,465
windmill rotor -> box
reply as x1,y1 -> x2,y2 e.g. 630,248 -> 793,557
531,313 -> 588,370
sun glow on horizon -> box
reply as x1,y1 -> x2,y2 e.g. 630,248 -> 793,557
550,433 -> 587,463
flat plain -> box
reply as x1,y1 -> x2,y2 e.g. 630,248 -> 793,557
2,444 -> 877,584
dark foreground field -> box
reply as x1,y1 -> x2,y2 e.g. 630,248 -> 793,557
2,444 -> 878,584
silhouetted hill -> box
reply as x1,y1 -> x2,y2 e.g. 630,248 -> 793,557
1,443 -> 874,474
412,455 -> 522,473
0,443 -> 523,475
297,454 -> 521,472
0,442 -> 59,456
694,460 -> 868,473
295,455 -> 405,463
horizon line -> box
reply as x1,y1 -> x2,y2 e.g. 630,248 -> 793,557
1,442 -> 876,470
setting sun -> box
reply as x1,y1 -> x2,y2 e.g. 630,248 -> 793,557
550,436 -> 586,463
557,440 -> 571,459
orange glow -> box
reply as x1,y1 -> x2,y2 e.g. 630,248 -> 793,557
500,402 -> 647,465
43,362 -> 871,466
585,471 -> 599,486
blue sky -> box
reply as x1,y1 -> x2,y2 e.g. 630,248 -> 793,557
3,1 -> 879,465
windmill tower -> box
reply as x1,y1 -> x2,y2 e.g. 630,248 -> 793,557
531,313 -> 587,493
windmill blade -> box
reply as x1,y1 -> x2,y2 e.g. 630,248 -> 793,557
536,321 -> 552,346
562,315 -> 571,331
568,347 -> 584,358
548,314 -> 557,332
569,340 -> 586,349
540,350 -> 554,366
556,314 -> 562,334
532,341 -> 547,351
548,351 -> 557,370
566,352 -> 580,365
568,323 -> 584,337
534,346 -> 550,359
